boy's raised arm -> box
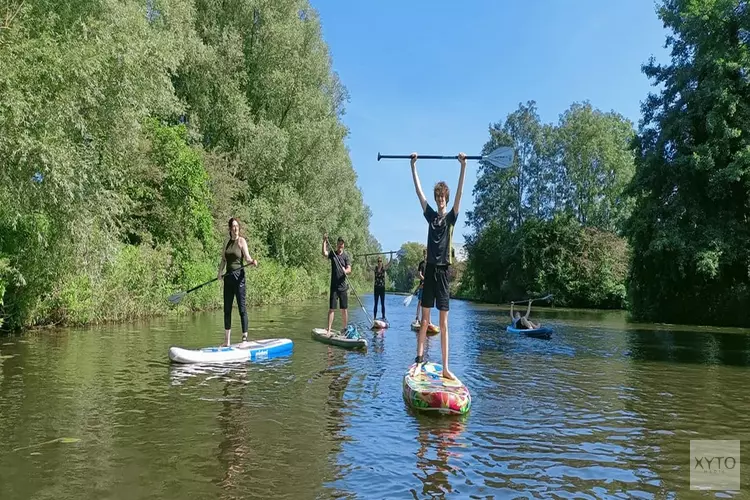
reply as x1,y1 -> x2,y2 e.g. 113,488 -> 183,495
411,153 -> 427,213
452,152 -> 467,217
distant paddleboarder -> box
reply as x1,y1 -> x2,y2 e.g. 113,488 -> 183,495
365,252 -> 392,321
415,248 -> 426,323
323,233 -> 352,333
510,301 -> 542,330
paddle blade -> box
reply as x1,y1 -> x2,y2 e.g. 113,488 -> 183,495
483,147 -> 515,169
404,294 -> 414,307
168,291 -> 187,305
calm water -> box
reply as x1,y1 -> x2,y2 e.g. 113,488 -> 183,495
2,294 -> 750,499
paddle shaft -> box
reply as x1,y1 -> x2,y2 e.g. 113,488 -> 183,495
183,262 -> 251,295
511,294 -> 552,305
356,251 -> 396,257
378,154 -> 482,161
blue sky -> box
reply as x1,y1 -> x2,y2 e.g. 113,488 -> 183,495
310,0 -> 671,254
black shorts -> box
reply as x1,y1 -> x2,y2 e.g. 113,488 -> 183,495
329,288 -> 348,310
421,263 -> 450,311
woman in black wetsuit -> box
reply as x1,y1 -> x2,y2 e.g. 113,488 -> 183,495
366,253 -> 392,321
217,217 -> 258,346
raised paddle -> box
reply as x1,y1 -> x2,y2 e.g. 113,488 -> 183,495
355,251 -> 397,258
377,146 -> 515,169
403,283 -> 420,307
512,294 -> 553,305
167,262 -> 253,305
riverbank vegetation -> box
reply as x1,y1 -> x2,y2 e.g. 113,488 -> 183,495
0,0 -> 378,331
456,101 -> 635,310
457,0 -> 750,326
2,0 -> 747,330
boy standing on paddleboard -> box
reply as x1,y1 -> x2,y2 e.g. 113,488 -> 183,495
410,152 -> 466,380
323,234 -> 352,333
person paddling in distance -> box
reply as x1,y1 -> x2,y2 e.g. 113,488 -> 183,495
510,301 -> 542,330
411,151 -> 467,380
217,217 -> 258,347
365,252 -> 392,321
322,233 -> 352,333
415,248 -> 426,323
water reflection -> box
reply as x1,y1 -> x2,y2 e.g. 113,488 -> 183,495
216,375 -> 250,497
4,300 -> 750,498
411,414 -> 467,499
626,329 -> 750,366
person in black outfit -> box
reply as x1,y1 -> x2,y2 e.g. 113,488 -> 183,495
366,252 -> 392,320
415,248 -> 426,323
217,217 -> 258,346
410,152 -> 467,380
322,233 -> 351,333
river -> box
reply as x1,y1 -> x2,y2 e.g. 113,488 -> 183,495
1,293 -> 749,499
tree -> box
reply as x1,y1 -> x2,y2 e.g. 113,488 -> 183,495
0,0 -> 381,330
464,100 -> 635,308
625,0 -> 750,326
557,102 -> 636,233
389,242 -> 426,292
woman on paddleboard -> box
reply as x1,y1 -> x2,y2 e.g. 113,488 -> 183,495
365,253 -> 392,321
217,217 -> 258,346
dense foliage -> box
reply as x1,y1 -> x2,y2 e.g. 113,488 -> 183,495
388,242 -> 427,293
0,0 -> 378,331
461,101 -> 635,308
625,0 -> 750,326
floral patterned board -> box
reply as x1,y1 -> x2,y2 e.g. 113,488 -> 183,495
402,362 -> 471,415
410,321 -> 440,336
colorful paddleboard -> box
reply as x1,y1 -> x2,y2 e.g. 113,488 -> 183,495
411,320 -> 440,336
402,362 -> 471,415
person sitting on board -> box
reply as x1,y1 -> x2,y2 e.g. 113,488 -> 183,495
510,301 -> 541,330
410,151 -> 467,381
415,248 -> 426,323
365,252 -> 391,321
323,233 -> 352,334
217,217 -> 258,346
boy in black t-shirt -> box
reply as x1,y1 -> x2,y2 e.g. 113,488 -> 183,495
322,234 -> 351,333
410,152 -> 467,380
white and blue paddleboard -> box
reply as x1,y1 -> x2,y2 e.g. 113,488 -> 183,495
168,338 -> 293,364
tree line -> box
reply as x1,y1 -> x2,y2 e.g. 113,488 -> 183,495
457,0 -> 750,327
0,0 -> 379,330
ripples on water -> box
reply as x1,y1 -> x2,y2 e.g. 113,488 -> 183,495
1,299 -> 750,499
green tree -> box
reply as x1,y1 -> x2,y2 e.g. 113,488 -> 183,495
389,242 -> 426,292
0,0 -> 380,330
625,0 -> 750,326
464,100 -> 635,308
468,101 -> 543,232
557,102 -> 636,232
